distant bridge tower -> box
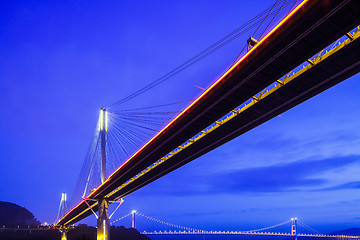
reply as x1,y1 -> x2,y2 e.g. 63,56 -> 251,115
291,218 -> 298,240
56,193 -> 68,240
131,211 -> 136,229
55,193 -> 67,224
97,108 -> 110,240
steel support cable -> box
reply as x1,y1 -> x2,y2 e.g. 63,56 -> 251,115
110,16 -> 267,106
108,4 -> 282,107
113,112 -> 178,118
106,131 -> 125,167
111,127 -> 141,153
107,131 -> 130,162
115,117 -> 169,125
107,0 -> 292,107
112,114 -> 169,126
253,0 -> 280,37
114,118 -> 160,132
110,121 -> 160,159
297,221 -> 323,235
72,135 -> 98,197
114,100 -> 193,112
55,198 -> 64,224
71,131 -> 101,208
113,116 -> 172,125
231,44 -> 247,66
116,111 -> 179,116
105,139 -> 118,174
84,137 -> 102,196
258,0 -> 288,40
111,212 -> 132,224
247,220 -> 291,232
112,121 -> 155,142
113,111 -> 178,118
112,112 -> 168,124
135,212 -> 204,232
107,129 -> 132,167
113,120 -> 160,140
109,123 -> 139,152
286,0 -> 300,15
122,0 -> 295,100
233,0 -> 294,64
111,124 -> 147,152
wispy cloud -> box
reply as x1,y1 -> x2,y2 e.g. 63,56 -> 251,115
141,155 -> 360,196
320,181 -> 360,191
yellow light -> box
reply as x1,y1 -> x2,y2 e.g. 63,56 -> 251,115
103,220 -> 106,240
100,109 -> 104,131
61,232 -> 67,240
105,110 -> 108,132
61,192 -> 67,202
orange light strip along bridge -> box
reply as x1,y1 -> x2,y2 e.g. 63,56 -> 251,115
57,0 -> 360,227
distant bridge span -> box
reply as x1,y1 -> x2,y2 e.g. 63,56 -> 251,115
57,0 -> 360,233
143,231 -> 360,238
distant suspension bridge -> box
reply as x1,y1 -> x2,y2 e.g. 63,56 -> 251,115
111,211 -> 360,239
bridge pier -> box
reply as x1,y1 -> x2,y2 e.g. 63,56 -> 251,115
61,231 -> 67,240
97,198 -> 110,240
58,227 -> 69,240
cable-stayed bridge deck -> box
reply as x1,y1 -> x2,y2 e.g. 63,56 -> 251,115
57,0 -> 360,227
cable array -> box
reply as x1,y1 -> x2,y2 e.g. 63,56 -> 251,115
108,0 -> 299,108
111,212 -> 132,224
69,102 -> 184,209
135,212 -> 203,232
297,220 -> 323,235
247,219 -> 291,232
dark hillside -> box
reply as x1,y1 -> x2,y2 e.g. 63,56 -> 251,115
0,201 -> 40,227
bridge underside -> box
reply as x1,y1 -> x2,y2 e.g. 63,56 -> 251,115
57,0 -> 360,227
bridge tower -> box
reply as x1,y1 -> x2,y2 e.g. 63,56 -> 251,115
131,210 -> 136,229
56,192 -> 67,223
97,108 -> 110,240
291,218 -> 297,240
56,193 -> 68,240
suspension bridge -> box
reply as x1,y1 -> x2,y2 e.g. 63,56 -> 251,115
108,211 -> 359,239
53,0 -> 360,240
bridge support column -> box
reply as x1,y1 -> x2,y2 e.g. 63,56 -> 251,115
61,231 -> 67,240
58,227 -> 68,240
131,211 -> 136,229
97,198 -> 110,240
291,218 -> 297,240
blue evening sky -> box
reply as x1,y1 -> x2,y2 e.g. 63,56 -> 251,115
0,0 -> 359,235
